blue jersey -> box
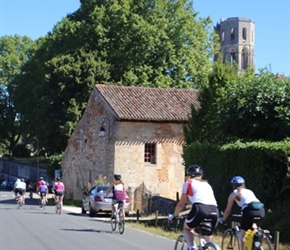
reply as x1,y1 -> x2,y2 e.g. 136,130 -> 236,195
39,185 -> 47,192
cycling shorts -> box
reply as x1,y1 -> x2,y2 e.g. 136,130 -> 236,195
14,188 -> 23,196
241,206 -> 265,231
54,190 -> 64,196
112,199 -> 124,207
40,192 -> 47,197
186,203 -> 219,234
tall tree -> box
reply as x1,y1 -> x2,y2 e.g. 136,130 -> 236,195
14,0 -> 218,154
184,68 -> 290,145
0,35 -> 36,153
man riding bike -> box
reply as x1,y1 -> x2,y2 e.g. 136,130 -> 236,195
169,165 -> 219,250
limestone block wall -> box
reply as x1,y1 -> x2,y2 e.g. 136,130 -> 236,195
62,88 -> 186,211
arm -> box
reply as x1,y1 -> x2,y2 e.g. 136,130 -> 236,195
105,183 -> 113,197
223,192 -> 235,221
173,193 -> 187,217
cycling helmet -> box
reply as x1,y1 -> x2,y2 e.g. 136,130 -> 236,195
39,177 -> 43,180
56,177 -> 60,181
231,176 -> 245,187
186,165 -> 203,178
21,178 -> 25,182
114,173 -> 121,180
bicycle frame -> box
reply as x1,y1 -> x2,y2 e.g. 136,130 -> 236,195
221,214 -> 273,250
111,201 -> 125,234
174,216 -> 220,250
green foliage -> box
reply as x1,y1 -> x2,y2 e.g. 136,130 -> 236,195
0,35 -> 36,152
85,174 -> 109,191
13,0 -> 218,154
46,153 -> 63,179
183,140 -> 290,239
184,68 -> 290,145
216,71 -> 290,141
12,144 -> 31,157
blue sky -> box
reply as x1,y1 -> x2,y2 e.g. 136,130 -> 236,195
0,0 -> 289,76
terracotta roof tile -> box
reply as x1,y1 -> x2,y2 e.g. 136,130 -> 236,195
95,84 -> 200,122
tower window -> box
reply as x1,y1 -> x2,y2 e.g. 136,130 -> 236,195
230,52 -> 236,65
230,28 -> 235,40
243,28 -> 247,40
222,32 -> 225,42
144,142 -> 156,164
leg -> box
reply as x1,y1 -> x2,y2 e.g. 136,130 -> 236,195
240,229 -> 245,250
183,222 -> 194,249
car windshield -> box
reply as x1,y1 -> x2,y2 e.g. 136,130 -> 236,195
96,186 -> 109,193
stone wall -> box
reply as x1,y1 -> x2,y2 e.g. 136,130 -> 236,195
62,88 -> 186,211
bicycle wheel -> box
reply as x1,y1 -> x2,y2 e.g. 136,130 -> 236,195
55,199 -> 60,214
118,211 -> 125,234
42,198 -> 46,210
259,235 -> 273,250
221,229 -> 241,250
111,214 -> 117,231
203,241 -> 220,250
174,234 -> 187,250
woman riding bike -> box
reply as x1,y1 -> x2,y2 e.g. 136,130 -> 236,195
221,176 -> 265,250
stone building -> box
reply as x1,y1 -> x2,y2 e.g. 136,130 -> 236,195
215,17 -> 255,72
61,84 -> 199,211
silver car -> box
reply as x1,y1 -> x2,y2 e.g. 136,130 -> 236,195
81,185 -> 130,217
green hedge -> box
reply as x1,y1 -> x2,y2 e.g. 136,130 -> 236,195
183,140 -> 290,242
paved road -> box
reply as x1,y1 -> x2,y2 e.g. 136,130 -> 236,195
0,190 -> 175,250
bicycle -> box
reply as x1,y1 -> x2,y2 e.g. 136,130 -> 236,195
221,214 -> 273,250
173,216 -> 220,250
15,192 -> 23,209
55,195 -> 62,214
110,200 -> 125,234
40,193 -> 47,209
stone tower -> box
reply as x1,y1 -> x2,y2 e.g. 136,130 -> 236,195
215,17 -> 255,72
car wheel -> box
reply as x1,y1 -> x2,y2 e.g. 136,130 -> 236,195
89,204 -> 97,217
81,205 -> 86,214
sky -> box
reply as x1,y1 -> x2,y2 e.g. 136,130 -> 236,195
0,0 -> 289,77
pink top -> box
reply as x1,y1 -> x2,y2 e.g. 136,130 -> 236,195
114,183 -> 125,200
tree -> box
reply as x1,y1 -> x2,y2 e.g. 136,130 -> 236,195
0,35 -> 36,153
14,0 -> 218,154
184,59 -> 240,145
184,68 -> 290,145
216,70 -> 290,141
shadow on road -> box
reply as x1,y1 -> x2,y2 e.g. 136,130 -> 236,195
61,228 -> 113,234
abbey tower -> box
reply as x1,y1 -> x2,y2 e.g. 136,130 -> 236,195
215,17 -> 255,72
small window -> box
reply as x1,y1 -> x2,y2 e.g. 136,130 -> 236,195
230,52 -> 236,65
230,28 -> 235,40
242,27 -> 247,40
144,143 -> 156,164
222,31 -> 225,42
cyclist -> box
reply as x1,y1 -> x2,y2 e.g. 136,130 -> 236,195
221,176 -> 265,250
105,173 -> 126,220
52,177 -> 65,206
169,165 -> 219,250
13,179 -> 23,203
28,181 -> 34,199
21,179 -> 27,204
39,180 -> 49,206
36,177 -> 44,205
